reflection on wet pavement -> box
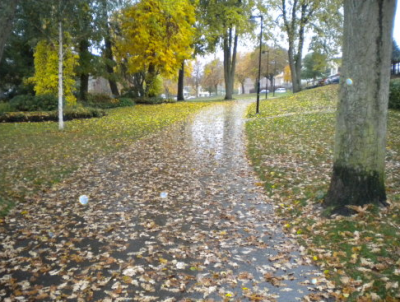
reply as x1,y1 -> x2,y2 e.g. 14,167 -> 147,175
0,100 -> 330,301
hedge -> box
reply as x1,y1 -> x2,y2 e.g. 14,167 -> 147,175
0,107 -> 106,123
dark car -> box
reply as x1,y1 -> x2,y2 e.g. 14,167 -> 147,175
325,74 -> 340,84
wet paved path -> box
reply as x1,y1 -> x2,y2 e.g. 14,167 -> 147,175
1,101 -> 327,301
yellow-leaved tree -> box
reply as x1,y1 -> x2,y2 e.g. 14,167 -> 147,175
28,37 -> 78,106
115,0 -> 196,97
283,65 -> 292,84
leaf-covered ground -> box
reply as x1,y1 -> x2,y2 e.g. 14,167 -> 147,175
0,101 -> 332,301
0,103 -> 212,216
246,85 -> 400,301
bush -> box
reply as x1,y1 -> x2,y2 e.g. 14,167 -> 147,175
0,107 -> 106,123
0,102 -> 13,114
389,79 -> 400,110
135,97 -> 176,105
85,93 -> 120,109
9,94 -> 58,111
117,98 -> 135,107
9,95 -> 35,111
34,94 -> 58,111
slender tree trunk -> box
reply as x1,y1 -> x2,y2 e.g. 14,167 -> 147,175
195,82 -> 199,98
325,0 -> 396,214
223,27 -> 238,100
177,61 -> 185,101
58,18 -> 64,130
294,22 -> 305,92
104,34 -> 119,96
79,39 -> 90,101
0,0 -> 18,63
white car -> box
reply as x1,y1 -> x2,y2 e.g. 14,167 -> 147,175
275,88 -> 287,93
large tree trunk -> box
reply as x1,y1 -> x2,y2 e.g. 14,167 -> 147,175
325,0 -> 396,214
145,64 -> 157,98
223,27 -> 238,100
177,61 -> 185,101
0,0 -> 18,63
287,43 -> 300,93
78,39 -> 90,101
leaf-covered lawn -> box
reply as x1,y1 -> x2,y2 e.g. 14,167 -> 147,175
246,85 -> 400,301
0,102 -> 212,215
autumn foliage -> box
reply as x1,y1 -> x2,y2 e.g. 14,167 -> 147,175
27,38 -> 78,106
115,0 -> 196,97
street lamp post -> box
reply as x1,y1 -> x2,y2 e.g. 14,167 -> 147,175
250,15 -> 263,114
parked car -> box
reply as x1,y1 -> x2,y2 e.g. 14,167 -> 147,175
275,88 -> 287,93
259,89 -> 269,94
325,74 -> 340,84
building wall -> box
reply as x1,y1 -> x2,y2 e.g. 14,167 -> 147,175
88,77 -> 113,96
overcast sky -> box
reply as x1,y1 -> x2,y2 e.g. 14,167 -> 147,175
200,4 -> 400,65
394,3 -> 400,45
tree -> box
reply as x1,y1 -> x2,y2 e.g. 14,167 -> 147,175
392,40 -> 400,75
325,0 -> 396,214
393,41 -> 400,63
198,0 -> 254,100
177,62 -> 185,101
283,64 -> 291,83
202,58 -> 223,95
235,52 -> 252,94
186,59 -> 203,97
27,38 -> 78,106
0,0 -> 19,63
260,46 -> 287,91
270,0 -> 342,93
0,9 -> 35,94
116,0 -> 196,98
301,51 -> 328,82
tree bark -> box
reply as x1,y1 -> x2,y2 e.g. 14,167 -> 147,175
78,39 -> 90,101
104,34 -> 119,97
223,27 -> 238,100
325,0 -> 396,214
177,61 -> 185,101
0,0 -> 18,63
58,18 -> 64,130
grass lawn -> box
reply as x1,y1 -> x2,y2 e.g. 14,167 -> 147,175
246,85 -> 400,301
0,102 -> 212,216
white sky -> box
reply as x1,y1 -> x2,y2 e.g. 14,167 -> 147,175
394,2 -> 400,45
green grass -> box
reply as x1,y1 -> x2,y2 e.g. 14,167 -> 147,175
246,85 -> 400,301
0,102 -> 213,216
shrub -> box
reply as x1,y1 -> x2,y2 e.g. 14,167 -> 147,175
9,94 -> 58,112
9,95 -> 35,111
135,97 -> 176,105
389,79 -> 400,110
0,102 -> 13,114
85,93 -> 120,109
63,106 -> 106,120
0,107 -> 106,123
34,94 -> 58,111
117,98 -> 135,107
